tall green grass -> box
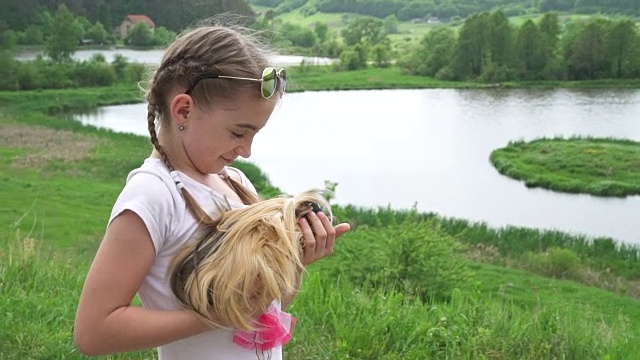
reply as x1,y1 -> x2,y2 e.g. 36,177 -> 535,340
2,229 -> 639,359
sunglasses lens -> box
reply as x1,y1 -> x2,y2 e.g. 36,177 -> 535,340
261,67 -> 277,99
279,69 -> 287,93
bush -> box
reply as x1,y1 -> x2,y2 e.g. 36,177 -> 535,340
17,59 -> 75,90
71,62 -> 116,87
524,247 -> 582,280
0,50 -> 20,90
122,62 -> 148,84
329,214 -> 471,302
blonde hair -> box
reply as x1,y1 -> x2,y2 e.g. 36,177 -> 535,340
143,24 -> 279,220
168,189 -> 331,331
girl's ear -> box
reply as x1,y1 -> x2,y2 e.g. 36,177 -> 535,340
170,94 -> 194,127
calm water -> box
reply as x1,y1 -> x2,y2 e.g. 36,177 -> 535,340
14,48 -> 334,67
74,89 -> 640,246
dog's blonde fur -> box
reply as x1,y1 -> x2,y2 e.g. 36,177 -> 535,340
168,189 -> 331,331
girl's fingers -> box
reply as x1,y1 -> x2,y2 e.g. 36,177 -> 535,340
298,213 -> 351,265
299,218 -> 316,253
317,212 -> 336,251
335,223 -> 351,238
306,212 -> 327,247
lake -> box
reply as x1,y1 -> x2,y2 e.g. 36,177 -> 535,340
14,48 -> 334,67
74,88 -> 640,246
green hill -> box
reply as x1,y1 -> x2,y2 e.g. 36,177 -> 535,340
251,0 -> 640,20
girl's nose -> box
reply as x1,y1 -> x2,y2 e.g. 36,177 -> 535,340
235,140 -> 252,158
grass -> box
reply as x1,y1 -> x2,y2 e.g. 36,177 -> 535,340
288,66 -> 489,90
490,137 -> 640,197
287,66 -> 640,90
276,9 -> 350,30
2,227 -> 640,359
1,83 -> 639,359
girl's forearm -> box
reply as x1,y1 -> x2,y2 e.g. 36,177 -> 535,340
74,306 -> 210,356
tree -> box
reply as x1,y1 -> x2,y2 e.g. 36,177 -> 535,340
539,12 -> 561,60
606,18 -> 639,78
23,25 -> 44,45
337,43 -> 368,71
341,17 -> 386,46
314,22 -> 329,43
383,14 -> 399,34
452,12 -> 490,79
125,21 -> 154,47
2,30 -> 18,51
372,40 -> 393,67
399,25 -> 456,77
515,20 -> 545,79
45,4 -> 83,63
566,18 -> 610,79
487,11 -> 513,68
281,23 -> 317,48
86,22 -> 108,45
153,26 -> 177,47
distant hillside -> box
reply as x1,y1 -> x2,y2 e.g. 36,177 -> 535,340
250,0 -> 640,20
3,0 -> 255,32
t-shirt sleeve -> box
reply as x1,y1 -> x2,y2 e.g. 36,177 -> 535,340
108,172 -> 176,255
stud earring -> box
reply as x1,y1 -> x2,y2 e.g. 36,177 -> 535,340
178,125 -> 185,131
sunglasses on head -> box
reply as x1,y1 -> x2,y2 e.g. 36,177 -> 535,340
185,67 -> 287,99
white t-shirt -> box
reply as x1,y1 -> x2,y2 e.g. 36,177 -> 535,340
109,157 -> 283,360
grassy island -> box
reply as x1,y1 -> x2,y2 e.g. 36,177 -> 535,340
490,137 -> 640,197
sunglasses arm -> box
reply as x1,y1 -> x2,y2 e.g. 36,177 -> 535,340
217,76 -> 262,83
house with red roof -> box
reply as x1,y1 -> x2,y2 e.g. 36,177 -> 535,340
115,15 -> 156,38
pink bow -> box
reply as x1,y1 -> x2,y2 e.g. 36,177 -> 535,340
233,305 -> 296,351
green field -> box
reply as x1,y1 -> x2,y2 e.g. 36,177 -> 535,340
1,83 -> 639,358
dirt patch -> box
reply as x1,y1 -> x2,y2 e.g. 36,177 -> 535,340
0,124 -> 100,169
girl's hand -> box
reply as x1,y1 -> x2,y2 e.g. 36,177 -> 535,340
298,212 -> 350,266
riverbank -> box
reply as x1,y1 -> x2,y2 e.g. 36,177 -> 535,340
490,137 -> 640,197
8,53 -> 640,92
287,66 -> 640,91
2,86 -> 640,358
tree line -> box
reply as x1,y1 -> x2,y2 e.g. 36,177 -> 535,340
4,5 -> 178,61
3,0 -> 255,33
251,0 -> 640,20
398,12 -> 640,81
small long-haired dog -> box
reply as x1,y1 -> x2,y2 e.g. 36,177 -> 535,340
168,189 -> 331,332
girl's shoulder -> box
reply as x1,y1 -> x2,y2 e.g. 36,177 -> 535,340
125,158 -> 182,200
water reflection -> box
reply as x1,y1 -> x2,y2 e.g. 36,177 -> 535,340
73,89 -> 640,245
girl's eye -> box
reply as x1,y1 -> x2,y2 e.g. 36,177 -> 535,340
231,131 -> 244,139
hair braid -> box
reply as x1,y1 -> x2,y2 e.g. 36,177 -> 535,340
147,103 -> 173,171
148,102 -> 216,225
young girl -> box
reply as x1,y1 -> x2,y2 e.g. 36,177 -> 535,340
73,25 -> 350,359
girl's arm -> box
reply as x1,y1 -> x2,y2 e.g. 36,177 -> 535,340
74,210 -> 211,356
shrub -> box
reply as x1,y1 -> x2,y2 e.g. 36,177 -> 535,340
524,247 -> 582,279
329,213 -> 471,302
71,62 -> 116,87
0,50 -> 20,90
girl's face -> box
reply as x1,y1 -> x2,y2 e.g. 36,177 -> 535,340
179,93 -> 277,175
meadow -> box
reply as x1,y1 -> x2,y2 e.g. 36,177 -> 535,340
1,82 -> 640,359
